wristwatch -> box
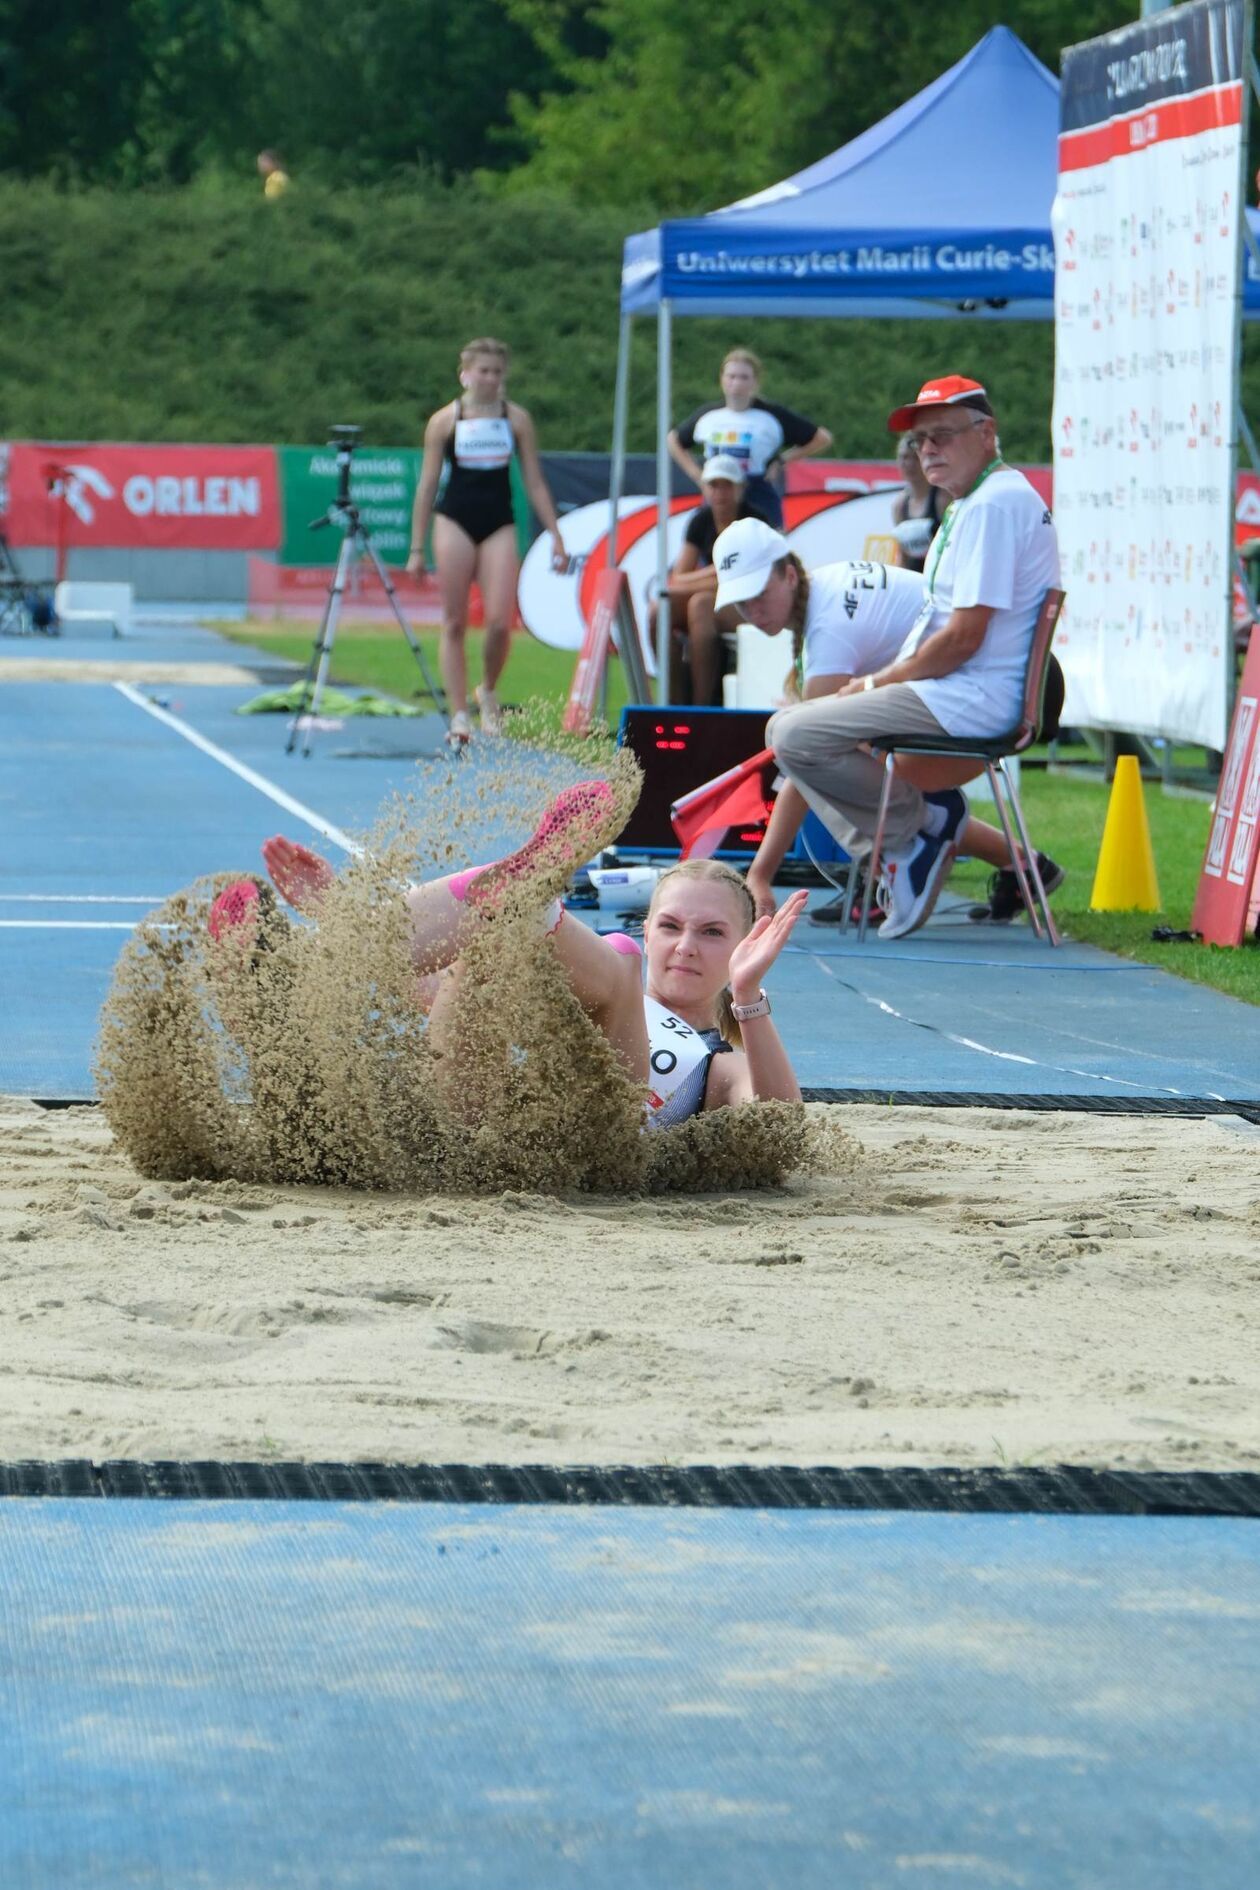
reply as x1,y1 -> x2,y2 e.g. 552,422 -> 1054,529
730,988 -> 772,1022
862,673 -> 876,692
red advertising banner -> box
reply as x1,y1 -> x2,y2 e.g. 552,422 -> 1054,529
245,558 -> 496,626
1192,627 -> 1260,946
787,456 -> 1053,505
2,442 -> 280,550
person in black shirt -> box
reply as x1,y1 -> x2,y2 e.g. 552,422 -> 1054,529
665,455 -> 769,704
667,347 -> 831,528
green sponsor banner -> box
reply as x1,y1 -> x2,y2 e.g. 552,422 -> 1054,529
279,445 -> 420,566
279,444 -> 533,564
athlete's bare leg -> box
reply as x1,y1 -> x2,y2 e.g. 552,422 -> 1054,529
262,779 -> 621,975
433,514 -> 478,721
474,523 -> 519,702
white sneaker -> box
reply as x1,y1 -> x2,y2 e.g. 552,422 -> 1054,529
474,685 -> 504,735
445,709 -> 473,747
878,830 -> 956,940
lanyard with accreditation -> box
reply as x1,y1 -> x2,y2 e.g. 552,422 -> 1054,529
922,455 -> 1005,596
906,455 -> 1005,653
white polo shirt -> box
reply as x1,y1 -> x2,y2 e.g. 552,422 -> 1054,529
899,465 -> 1060,736
802,561 -> 926,682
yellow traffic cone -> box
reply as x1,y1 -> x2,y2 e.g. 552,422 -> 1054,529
1090,754 -> 1162,910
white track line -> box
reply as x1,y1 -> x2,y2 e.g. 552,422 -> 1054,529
810,952 -> 1221,1099
0,894 -> 169,905
0,920 -> 144,930
113,682 -> 361,855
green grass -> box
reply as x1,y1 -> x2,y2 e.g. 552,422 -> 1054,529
219,618 -> 1260,1007
216,618 -> 635,728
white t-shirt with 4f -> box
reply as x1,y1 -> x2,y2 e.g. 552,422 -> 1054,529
802,561 -> 925,681
899,466 -> 1060,736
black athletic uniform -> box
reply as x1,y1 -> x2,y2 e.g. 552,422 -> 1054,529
434,399 -> 516,544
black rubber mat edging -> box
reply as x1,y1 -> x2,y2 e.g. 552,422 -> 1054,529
1,1461 -> 1257,1516
33,1092 -> 1260,1120
800,1090 -> 1260,1119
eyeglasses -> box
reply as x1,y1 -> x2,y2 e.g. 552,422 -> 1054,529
907,418 -> 987,450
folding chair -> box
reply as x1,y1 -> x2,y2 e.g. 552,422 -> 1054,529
859,587 -> 1067,946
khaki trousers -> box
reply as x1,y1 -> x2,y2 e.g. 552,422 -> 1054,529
768,685 -> 952,858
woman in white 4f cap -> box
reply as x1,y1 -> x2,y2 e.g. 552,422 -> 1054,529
712,516 -> 1052,934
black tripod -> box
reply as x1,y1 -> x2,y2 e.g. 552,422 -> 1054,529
287,426 -> 447,756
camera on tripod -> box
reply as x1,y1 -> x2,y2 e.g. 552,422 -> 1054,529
286,422 -> 448,754
328,424 -> 363,508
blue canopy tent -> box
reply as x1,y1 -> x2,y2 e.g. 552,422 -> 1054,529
611,25 -> 1260,694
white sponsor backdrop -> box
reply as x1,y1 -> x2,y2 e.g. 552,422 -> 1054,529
517,492 -> 899,654
1052,1 -> 1244,749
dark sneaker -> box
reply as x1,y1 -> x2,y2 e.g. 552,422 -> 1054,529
970,852 -> 1065,924
923,787 -> 969,849
878,829 -> 956,940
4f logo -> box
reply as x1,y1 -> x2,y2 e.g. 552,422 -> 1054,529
718,551 -> 739,571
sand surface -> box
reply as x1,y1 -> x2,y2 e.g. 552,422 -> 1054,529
0,660 -> 264,684
3,1094 -> 1257,1471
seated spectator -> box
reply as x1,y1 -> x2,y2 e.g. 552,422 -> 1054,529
666,455 -> 769,704
754,376 -> 1063,940
667,348 -> 831,528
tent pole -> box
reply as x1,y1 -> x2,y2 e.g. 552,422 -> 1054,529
608,313 -> 631,567
601,312 -> 634,723
655,299 -> 673,704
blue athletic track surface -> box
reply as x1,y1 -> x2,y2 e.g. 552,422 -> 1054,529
4,614 -> 1260,1104
1,1496 -> 1257,1890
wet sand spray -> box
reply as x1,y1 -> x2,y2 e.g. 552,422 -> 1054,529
97,730 -> 841,1194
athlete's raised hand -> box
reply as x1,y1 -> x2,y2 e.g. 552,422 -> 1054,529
726,887 -> 808,1001
262,835 -> 336,914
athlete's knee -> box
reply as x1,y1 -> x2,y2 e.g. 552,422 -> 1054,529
602,930 -> 643,963
443,619 -> 468,640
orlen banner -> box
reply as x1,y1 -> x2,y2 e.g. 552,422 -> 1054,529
2,442 -> 279,549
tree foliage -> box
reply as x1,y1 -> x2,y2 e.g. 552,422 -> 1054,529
0,0 -> 560,183
0,0 -> 1157,198
495,0 -> 1140,211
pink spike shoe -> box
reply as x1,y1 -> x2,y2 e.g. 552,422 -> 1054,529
208,879 -> 262,944
453,779 -> 619,909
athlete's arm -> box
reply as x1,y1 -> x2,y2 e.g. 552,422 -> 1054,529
407,405 -> 453,576
838,605 -> 993,693
778,424 -> 832,464
511,405 -> 567,568
667,428 -> 704,489
667,541 -> 720,599
707,891 -> 808,1107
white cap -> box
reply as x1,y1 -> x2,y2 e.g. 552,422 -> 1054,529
712,517 -> 791,611
700,453 -> 747,486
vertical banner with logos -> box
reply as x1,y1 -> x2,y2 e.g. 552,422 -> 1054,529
1053,0 -> 1246,750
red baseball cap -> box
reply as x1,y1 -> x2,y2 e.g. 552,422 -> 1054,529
888,376 -> 991,433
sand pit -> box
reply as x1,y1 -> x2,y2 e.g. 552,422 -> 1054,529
0,660 -> 267,685
2,1093 -> 1257,1471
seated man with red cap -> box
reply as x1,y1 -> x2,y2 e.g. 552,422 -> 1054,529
746,375 -> 1061,940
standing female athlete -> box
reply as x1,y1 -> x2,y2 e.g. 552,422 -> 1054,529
407,339 -> 568,745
